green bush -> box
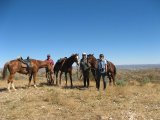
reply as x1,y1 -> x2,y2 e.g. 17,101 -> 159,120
116,79 -> 127,86
139,77 -> 150,86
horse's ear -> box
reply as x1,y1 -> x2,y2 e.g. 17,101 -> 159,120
92,54 -> 94,56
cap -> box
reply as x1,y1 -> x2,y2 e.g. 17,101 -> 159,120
47,54 -> 51,57
99,54 -> 104,57
82,53 -> 86,55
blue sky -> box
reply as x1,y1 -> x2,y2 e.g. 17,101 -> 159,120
0,0 -> 160,67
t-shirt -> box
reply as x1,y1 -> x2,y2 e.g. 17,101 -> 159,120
46,58 -> 54,66
98,59 -> 107,73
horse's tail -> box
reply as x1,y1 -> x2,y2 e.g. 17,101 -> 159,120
2,62 -> 9,80
114,65 -> 117,75
108,61 -> 116,75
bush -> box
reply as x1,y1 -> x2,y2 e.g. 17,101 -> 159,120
139,77 -> 150,86
116,79 -> 127,86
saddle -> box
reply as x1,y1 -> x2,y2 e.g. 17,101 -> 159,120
18,57 -> 32,73
21,63 -> 27,68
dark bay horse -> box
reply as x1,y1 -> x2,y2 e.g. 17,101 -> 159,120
54,54 -> 79,88
2,59 -> 54,91
87,54 -> 117,86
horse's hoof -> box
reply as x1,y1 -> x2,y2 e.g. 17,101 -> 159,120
13,89 -> 17,91
34,85 -> 37,88
8,90 -> 11,93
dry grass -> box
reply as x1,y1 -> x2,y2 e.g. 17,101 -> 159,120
0,69 -> 160,120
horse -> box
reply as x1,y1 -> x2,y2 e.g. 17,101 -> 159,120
2,59 -> 54,92
54,54 -> 79,88
87,54 -> 117,86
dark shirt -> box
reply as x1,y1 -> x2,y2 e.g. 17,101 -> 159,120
80,58 -> 89,71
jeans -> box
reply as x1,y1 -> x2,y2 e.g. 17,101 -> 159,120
82,70 -> 89,87
96,71 -> 107,90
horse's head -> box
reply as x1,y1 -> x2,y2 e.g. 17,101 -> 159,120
71,53 -> 79,66
87,54 -> 96,68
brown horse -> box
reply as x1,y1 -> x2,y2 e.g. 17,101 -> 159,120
87,54 -> 117,86
54,54 -> 79,88
2,59 -> 54,92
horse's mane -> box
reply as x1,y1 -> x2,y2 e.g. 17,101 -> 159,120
87,54 -> 96,60
69,54 -> 78,58
61,54 -> 78,67
65,54 -> 78,62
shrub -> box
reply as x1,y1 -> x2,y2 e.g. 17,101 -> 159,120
116,78 -> 127,86
139,77 -> 150,86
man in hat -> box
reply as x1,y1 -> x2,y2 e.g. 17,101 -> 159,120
80,53 -> 90,88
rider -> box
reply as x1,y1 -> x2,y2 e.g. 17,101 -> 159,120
80,53 -> 90,87
96,54 -> 107,90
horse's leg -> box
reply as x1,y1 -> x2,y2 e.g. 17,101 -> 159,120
112,73 -> 116,86
109,76 -> 112,86
33,73 -> 37,88
107,71 -> 112,86
11,81 -> 16,91
7,82 -> 11,92
59,71 -> 63,85
91,69 -> 96,82
8,73 -> 16,92
56,71 -> 59,85
69,71 -> 73,88
28,73 -> 33,88
7,75 -> 12,92
65,72 -> 68,86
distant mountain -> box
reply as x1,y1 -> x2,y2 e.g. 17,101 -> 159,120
73,64 -> 160,70
116,64 -> 160,70
1,64 -> 160,72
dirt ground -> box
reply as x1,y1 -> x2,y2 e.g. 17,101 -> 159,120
0,78 -> 160,120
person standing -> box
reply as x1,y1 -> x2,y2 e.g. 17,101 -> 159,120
80,53 -> 90,88
96,54 -> 107,90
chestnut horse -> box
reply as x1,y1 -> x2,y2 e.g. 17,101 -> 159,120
2,59 -> 54,92
87,54 -> 116,86
54,54 -> 79,88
